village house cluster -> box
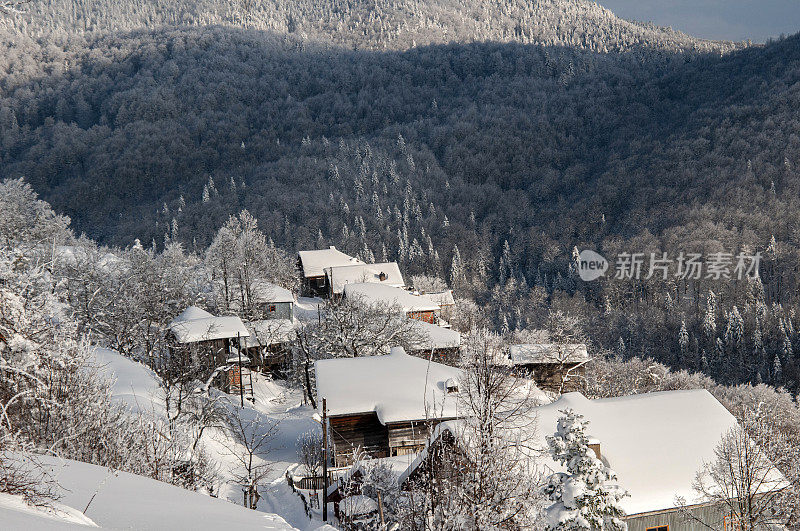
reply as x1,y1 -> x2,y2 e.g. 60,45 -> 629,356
163,245 -> 785,529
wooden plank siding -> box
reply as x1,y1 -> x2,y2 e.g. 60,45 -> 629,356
407,346 -> 460,367
387,421 -> 432,455
330,413 -> 390,467
516,362 -> 585,393
625,502 -> 734,531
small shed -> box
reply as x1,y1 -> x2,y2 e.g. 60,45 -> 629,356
242,319 -> 297,376
324,262 -> 405,298
250,281 -> 295,320
509,343 -> 589,393
297,246 -> 362,297
406,320 -> 461,366
342,283 -> 441,324
315,347 -> 462,466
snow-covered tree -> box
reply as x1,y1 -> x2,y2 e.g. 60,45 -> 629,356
543,409 -> 627,531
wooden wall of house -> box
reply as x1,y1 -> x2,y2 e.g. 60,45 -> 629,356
518,362 -> 585,393
330,413 -> 390,466
408,347 -> 460,367
386,421 -> 433,455
625,502 -> 732,531
301,275 -> 327,297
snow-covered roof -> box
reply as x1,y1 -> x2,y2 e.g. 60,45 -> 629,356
343,283 -> 440,313
400,389 -> 766,515
325,262 -> 405,295
509,343 -> 589,365
408,320 -> 461,350
251,281 -> 294,303
422,290 -> 455,307
315,347 -> 462,424
298,246 -> 362,278
535,390 -> 749,515
171,305 -> 213,323
169,309 -> 250,344
242,319 -> 297,348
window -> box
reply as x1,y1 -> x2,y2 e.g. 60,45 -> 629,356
268,305 -> 276,312
645,527 -> 668,531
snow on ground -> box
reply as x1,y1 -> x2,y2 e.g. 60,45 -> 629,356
2,455 -> 298,530
92,347 -> 331,530
91,347 -> 164,415
295,297 -> 326,323
0,491 -> 97,530
201,373 -> 331,530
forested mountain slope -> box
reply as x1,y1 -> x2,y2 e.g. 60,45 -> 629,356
3,0 -> 800,386
2,0 -> 734,53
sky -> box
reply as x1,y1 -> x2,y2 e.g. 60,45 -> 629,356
596,0 -> 800,43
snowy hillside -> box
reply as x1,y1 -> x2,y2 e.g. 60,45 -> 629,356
0,455 -> 299,530
91,347 -> 329,530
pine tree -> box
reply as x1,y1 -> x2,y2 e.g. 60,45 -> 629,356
678,320 -> 689,356
543,409 -> 628,531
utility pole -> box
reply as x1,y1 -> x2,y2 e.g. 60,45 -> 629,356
322,398 -> 328,522
377,490 -> 385,528
237,332 -> 244,408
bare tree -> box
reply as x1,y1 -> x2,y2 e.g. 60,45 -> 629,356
401,330 -> 544,529
681,422 -> 792,530
296,429 -> 323,507
222,410 -> 280,509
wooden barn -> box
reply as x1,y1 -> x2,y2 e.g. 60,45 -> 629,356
241,318 -> 297,376
324,262 -> 405,299
297,246 -> 362,297
509,343 -> 589,393
168,306 -> 250,390
401,390 -> 788,531
342,283 -> 441,324
406,320 -> 461,366
314,346 -> 462,467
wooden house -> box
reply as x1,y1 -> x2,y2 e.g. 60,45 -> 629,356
400,390 -> 788,531
406,320 -> 461,366
314,347 -> 462,467
241,318 -> 296,376
324,262 -> 404,299
509,343 -> 589,393
342,283 -> 441,324
168,306 -> 250,389
297,246 -> 362,297
418,290 -> 455,323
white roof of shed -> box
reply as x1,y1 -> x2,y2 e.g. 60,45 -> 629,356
298,246 -> 362,278
169,308 -> 250,344
315,346 -> 462,424
325,262 -> 405,295
251,281 -> 294,304
343,283 -> 440,313
171,306 -> 213,323
408,320 -> 461,350
510,343 -> 589,364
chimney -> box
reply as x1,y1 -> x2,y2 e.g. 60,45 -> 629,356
378,272 -> 387,281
